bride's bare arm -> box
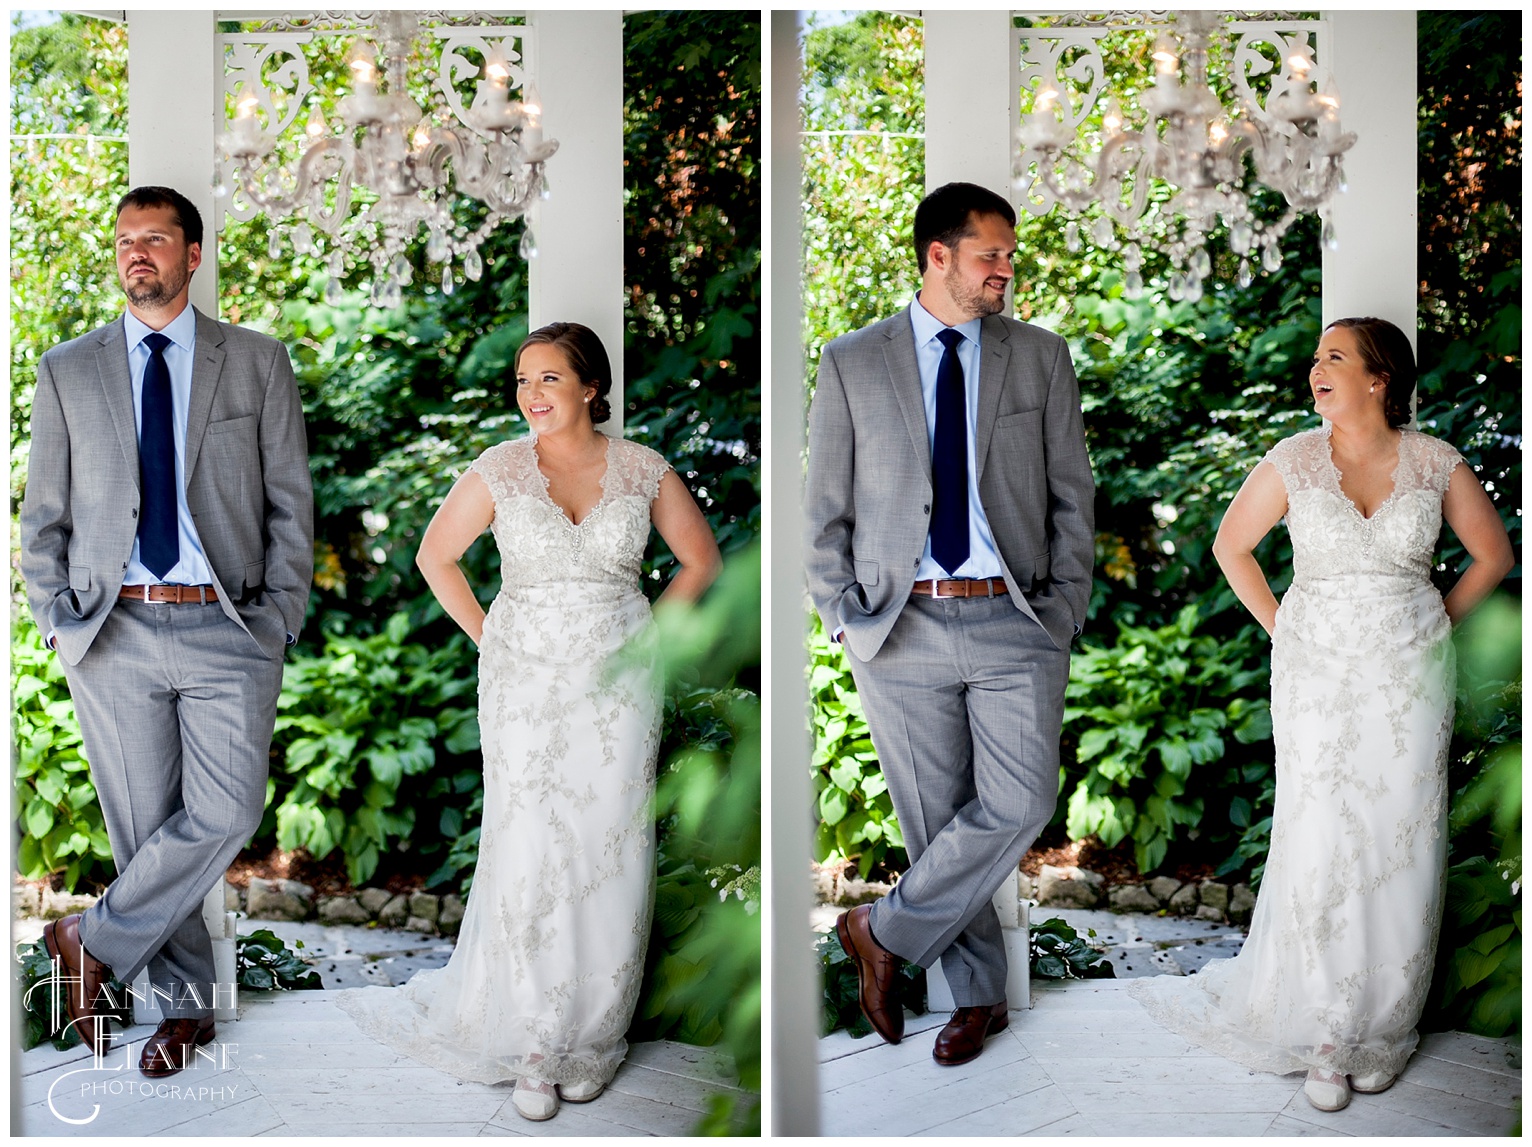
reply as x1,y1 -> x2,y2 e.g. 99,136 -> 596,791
650,470 -> 722,606
416,470 -> 495,644
1440,462 -> 1514,624
1212,460 -> 1290,637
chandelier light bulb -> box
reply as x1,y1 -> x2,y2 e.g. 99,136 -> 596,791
349,50 -> 377,87
1152,34 -> 1179,75
305,103 -> 325,138
1102,98 -> 1124,136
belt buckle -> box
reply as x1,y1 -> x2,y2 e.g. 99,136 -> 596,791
141,584 -> 153,603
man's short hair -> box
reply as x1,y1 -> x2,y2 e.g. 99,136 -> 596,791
116,186 -> 204,247
913,183 -> 1017,273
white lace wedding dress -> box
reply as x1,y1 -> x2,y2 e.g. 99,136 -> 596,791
1130,426 -> 1461,1079
336,434 -> 669,1088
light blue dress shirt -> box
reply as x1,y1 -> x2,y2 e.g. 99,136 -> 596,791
909,295 -> 1004,581
122,306 -> 215,587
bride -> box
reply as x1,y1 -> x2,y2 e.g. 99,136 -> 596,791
1128,316 -> 1513,1112
336,321 -> 720,1122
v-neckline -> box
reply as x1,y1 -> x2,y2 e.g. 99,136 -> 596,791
1324,426 -> 1404,523
531,435 -> 611,527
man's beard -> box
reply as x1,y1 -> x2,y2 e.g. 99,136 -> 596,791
122,260 -> 190,309
944,263 -> 1006,320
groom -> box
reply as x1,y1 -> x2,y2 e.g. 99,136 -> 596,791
805,182 -> 1094,1065
19,186 -> 313,1072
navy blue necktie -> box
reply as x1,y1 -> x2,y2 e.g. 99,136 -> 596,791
138,332 -> 179,579
930,328 -> 969,575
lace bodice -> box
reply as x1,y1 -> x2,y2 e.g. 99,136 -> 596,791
1265,428 -> 1462,586
470,435 -> 671,594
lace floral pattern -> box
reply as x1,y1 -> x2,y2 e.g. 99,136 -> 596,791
336,434 -> 670,1087
1130,427 -> 1460,1078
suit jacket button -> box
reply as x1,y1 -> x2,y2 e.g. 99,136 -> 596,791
131,509 -> 138,518
923,504 -> 930,514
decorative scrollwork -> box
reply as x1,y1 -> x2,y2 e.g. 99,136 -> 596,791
249,11 -> 511,35
1017,31 -> 1108,134
435,30 -> 529,140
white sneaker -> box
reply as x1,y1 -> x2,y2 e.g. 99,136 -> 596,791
1304,1067 -> 1350,1112
1350,1070 -> 1397,1094
559,1079 -> 606,1103
512,1077 -> 559,1121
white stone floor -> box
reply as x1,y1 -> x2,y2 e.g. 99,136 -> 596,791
817,979 -> 1522,1137
17,990 -> 747,1137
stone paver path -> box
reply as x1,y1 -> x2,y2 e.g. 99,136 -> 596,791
817,979 -> 1521,1137
19,990 -> 746,1136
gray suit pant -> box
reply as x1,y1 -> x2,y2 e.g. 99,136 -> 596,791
848,593 -> 1066,1006
63,599 -> 281,1018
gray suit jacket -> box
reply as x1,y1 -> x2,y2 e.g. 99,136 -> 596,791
20,307 -> 314,664
805,309 -> 1094,659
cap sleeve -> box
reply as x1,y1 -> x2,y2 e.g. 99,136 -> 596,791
1261,429 -> 1328,494
609,438 -> 673,502
468,438 -> 537,507
1411,432 -> 1465,496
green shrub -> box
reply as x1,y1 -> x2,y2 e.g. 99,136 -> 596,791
1425,595 -> 1522,1039
807,613 -> 905,877
11,611 -> 114,889
236,928 -> 323,992
1029,916 -> 1115,980
630,551 -> 761,1132
1062,605 -> 1273,873
269,614 -> 480,886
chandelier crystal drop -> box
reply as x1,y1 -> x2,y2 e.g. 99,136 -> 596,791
214,11 -> 558,304
1015,11 -> 1356,295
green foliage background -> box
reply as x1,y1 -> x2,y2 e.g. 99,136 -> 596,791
802,11 -> 1520,1037
10,11 -> 761,1108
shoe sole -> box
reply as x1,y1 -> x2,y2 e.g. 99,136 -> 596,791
1351,1081 -> 1395,1094
559,1086 -> 605,1104
933,1015 -> 1010,1067
140,1024 -> 217,1078
836,912 -> 902,1045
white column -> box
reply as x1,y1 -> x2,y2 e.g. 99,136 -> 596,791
922,12 -> 1018,196
768,10 -> 820,1136
127,10 -> 219,316
1321,12 -> 1417,347
527,11 -> 625,433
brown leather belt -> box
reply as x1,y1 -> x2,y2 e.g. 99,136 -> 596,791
119,584 -> 219,604
910,577 -> 1008,599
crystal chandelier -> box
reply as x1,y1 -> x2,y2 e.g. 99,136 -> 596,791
1015,11 -> 1356,300
214,11 -> 558,307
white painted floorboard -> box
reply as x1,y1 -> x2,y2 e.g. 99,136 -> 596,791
819,979 -> 1522,1137
19,989 -> 747,1137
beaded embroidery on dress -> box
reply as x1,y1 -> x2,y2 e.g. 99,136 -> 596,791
1129,427 -> 1461,1078
336,434 -> 670,1087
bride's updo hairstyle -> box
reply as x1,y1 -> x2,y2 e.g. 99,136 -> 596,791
1325,316 -> 1416,429
515,322 -> 613,425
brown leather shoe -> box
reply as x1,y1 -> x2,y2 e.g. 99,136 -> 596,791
41,914 -> 113,1054
835,904 -> 904,1044
932,1002 -> 1008,1066
140,1017 -> 216,1078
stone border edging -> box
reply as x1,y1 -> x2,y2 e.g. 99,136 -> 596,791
13,880 -> 466,936
812,863 -> 1257,925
